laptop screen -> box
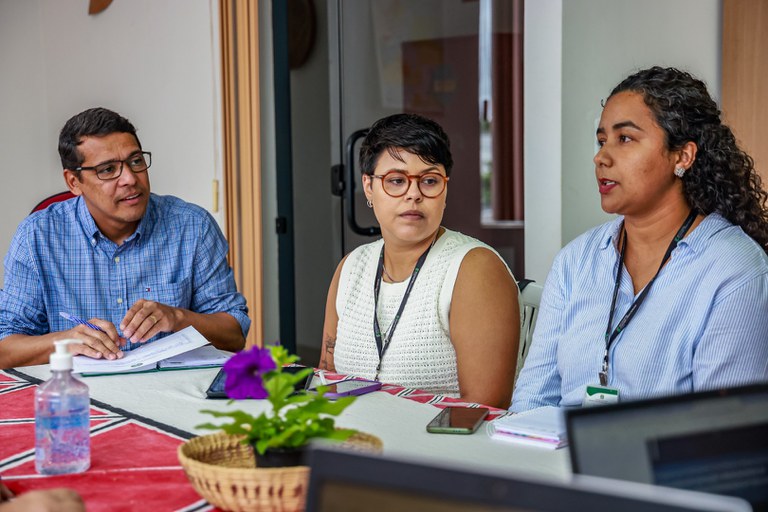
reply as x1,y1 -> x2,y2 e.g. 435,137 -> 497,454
567,384 -> 768,511
305,445 -> 750,512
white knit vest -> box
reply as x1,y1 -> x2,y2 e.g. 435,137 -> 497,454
334,229 -> 504,397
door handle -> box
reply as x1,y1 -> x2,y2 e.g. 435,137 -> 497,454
341,128 -> 380,237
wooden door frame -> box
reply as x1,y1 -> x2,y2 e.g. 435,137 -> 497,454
722,0 -> 768,187
220,0 -> 263,347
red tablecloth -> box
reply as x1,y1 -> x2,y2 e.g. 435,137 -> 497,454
1,368 -> 505,510
0,370 -> 206,511
319,370 -> 507,421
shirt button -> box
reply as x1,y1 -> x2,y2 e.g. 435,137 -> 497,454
117,298 -> 123,304
114,256 -> 120,263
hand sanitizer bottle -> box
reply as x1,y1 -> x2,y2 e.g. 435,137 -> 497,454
35,340 -> 90,475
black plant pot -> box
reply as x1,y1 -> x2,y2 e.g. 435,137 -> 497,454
254,446 -> 306,468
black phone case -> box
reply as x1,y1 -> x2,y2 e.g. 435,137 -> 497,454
205,365 -> 312,399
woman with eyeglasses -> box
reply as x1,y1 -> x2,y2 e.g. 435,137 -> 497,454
319,114 -> 520,409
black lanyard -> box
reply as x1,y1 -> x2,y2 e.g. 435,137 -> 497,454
372,240 -> 434,381
600,209 -> 698,385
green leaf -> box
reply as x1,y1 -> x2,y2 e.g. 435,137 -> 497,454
268,345 -> 299,367
264,373 -> 295,403
324,428 -> 357,441
195,422 -> 224,431
285,393 -> 314,405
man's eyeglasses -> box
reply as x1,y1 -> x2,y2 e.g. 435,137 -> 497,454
74,151 -> 152,181
372,171 -> 449,198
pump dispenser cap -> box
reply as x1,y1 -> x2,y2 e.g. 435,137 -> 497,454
51,339 -> 83,371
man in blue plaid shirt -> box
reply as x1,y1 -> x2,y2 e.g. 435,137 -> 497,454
0,108 -> 250,367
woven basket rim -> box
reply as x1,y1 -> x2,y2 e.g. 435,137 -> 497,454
178,430 -> 383,470
178,430 -> 382,511
178,431 -> 310,472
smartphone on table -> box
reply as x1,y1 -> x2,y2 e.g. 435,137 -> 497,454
306,378 -> 382,399
205,365 -> 312,399
426,406 -> 490,434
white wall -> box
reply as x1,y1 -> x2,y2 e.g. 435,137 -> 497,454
524,0 -> 721,282
523,0 -> 563,283
0,0 -> 224,283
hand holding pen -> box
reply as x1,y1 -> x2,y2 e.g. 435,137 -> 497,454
58,312 -> 125,360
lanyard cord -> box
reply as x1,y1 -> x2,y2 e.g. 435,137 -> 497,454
372,237 -> 436,380
600,209 -> 698,385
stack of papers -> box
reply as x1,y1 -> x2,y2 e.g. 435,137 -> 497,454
157,344 -> 230,369
490,406 -> 567,449
73,326 -> 230,376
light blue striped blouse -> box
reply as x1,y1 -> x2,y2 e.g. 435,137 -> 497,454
0,194 -> 250,348
511,213 -> 768,413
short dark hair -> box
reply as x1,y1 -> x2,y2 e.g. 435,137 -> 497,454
58,108 -> 141,170
359,113 -> 453,177
609,66 -> 768,250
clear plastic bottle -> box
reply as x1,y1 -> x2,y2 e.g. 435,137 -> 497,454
35,339 -> 90,475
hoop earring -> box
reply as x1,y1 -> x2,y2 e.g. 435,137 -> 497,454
366,200 -> 373,208
674,167 -> 686,178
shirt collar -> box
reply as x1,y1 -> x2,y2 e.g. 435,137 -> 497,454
597,212 -> 730,254
678,212 -> 729,254
134,194 -> 157,242
75,193 -> 156,245
599,216 -> 624,252
75,196 -> 100,242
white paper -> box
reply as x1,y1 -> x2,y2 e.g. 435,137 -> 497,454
156,344 -> 230,368
492,406 -> 566,440
73,326 -> 210,374
489,428 -> 567,450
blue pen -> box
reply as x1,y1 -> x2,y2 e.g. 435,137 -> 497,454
59,311 -> 106,333
59,312 -> 135,351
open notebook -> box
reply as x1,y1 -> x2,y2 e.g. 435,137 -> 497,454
72,326 -> 229,375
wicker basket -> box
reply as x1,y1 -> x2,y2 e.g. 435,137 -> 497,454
178,431 -> 382,512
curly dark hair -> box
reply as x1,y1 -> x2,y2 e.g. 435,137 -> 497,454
359,113 -> 453,177
610,66 -> 768,250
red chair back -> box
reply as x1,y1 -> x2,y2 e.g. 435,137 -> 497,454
31,191 -> 76,214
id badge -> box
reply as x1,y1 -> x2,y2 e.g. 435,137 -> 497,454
582,385 -> 619,407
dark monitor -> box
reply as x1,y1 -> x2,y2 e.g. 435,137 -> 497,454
304,446 -> 750,512
567,384 -> 768,512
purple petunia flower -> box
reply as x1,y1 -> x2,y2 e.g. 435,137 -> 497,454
222,346 -> 277,399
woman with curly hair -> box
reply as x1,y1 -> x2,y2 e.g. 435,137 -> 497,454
512,66 -> 768,412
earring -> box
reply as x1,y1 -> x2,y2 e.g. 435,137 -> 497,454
674,167 -> 686,178
366,200 -> 373,208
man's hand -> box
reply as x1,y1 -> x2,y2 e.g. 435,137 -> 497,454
0,318 -> 126,368
120,300 -> 181,344
0,488 -> 85,512
119,301 -> 244,352
62,319 -> 124,361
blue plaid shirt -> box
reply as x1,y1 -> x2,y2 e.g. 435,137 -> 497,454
512,213 -> 768,412
0,194 -> 250,349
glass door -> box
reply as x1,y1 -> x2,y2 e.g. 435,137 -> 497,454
329,0 -> 525,278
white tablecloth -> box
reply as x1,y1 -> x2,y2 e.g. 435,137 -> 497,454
13,365 -> 571,481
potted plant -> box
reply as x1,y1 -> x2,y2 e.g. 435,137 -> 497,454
197,345 -> 357,467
